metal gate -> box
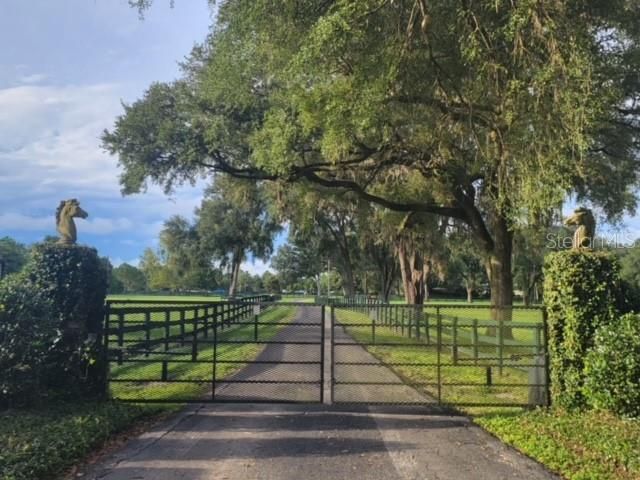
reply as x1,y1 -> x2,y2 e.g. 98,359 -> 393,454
105,299 -> 548,408
331,303 -> 549,407
105,301 -> 325,403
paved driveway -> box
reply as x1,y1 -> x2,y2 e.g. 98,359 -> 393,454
83,307 -> 557,479
82,403 -> 557,480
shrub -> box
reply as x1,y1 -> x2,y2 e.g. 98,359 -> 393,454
25,243 -> 109,399
584,314 -> 640,418
0,274 -> 58,407
543,250 -> 622,408
619,279 -> 640,314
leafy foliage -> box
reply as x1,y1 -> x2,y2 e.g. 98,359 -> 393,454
543,250 -> 623,408
24,243 -> 108,399
197,177 -> 281,295
584,314 -> 640,418
0,237 -> 29,278
106,0 -> 640,315
0,275 -> 57,407
476,408 -> 640,480
0,401 -> 161,480
160,216 -> 219,290
111,263 -> 148,293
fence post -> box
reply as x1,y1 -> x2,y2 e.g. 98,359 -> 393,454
330,306 -> 335,404
202,308 -> 209,338
415,307 -> 421,340
372,316 -> 376,345
473,318 -> 479,365
117,312 -> 124,365
498,315 -> 504,375
144,310 -> 151,357
192,314 -> 199,361
320,304 -> 325,404
534,323 -> 542,357
212,315 -> 217,401
180,309 -> 186,346
452,316 -> 458,365
161,360 -> 168,381
164,310 -> 170,351
436,312 -> 442,405
542,308 -> 551,406
254,311 -> 259,342
425,311 -> 430,344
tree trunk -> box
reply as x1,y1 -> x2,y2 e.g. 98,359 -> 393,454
339,263 -> 356,297
466,285 -> 474,303
423,262 -> 430,303
522,287 -> 531,307
397,240 -> 425,305
485,217 -> 514,338
228,250 -> 242,297
380,262 -> 396,303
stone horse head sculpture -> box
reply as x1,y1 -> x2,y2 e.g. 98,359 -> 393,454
564,207 -> 596,250
56,199 -> 88,245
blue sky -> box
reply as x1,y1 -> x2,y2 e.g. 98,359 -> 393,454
0,1 -> 637,272
0,0 -> 282,274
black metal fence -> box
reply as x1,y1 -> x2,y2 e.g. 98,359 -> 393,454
331,303 -> 548,407
105,300 -> 324,403
104,298 -> 549,408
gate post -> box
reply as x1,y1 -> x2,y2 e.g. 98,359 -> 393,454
320,305 -> 325,404
212,316 -> 217,401
327,305 -> 335,405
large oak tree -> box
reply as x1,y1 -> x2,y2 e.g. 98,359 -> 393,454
106,1 -> 640,323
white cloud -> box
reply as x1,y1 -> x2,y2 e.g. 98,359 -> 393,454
241,258 -> 273,276
0,211 -> 158,238
0,83 -> 124,200
0,212 -> 52,231
110,257 -> 141,268
19,73 -> 48,85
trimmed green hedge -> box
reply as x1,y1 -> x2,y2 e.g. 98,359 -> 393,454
0,275 -> 57,406
28,243 -> 107,339
27,243 -> 108,399
543,250 -> 622,408
0,243 -> 108,406
584,314 -> 640,418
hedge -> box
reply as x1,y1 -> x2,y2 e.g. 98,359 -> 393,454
0,243 -> 108,406
584,314 -> 640,418
543,250 -> 622,408
0,275 -> 57,406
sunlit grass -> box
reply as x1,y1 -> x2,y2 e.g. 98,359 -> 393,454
335,308 -> 540,407
109,306 -> 297,402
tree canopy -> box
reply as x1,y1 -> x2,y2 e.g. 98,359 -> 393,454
0,237 -> 29,278
106,0 -> 640,311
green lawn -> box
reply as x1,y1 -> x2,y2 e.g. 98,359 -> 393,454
0,304 -> 298,480
107,294 -> 224,302
336,306 -> 639,480
476,409 -> 640,480
0,401 -> 165,480
335,307 -> 541,406
109,305 -> 297,402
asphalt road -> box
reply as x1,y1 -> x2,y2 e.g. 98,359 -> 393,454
82,307 -> 558,480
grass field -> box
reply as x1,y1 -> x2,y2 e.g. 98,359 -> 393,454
108,305 -> 297,402
335,307 -> 544,408
107,294 -> 225,303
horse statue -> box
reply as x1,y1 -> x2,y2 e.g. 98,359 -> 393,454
56,199 -> 88,245
564,207 -> 596,250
